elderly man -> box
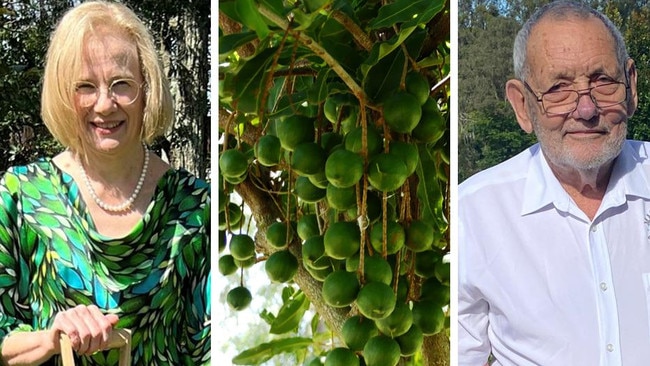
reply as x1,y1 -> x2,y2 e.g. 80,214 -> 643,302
458,1 -> 650,365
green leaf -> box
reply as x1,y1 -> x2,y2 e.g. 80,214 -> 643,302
307,68 -> 331,104
316,16 -> 349,44
405,28 -> 428,61
304,0 -> 331,13
236,0 -> 270,39
361,27 -> 427,78
219,32 -> 258,55
369,0 -> 444,29
327,82 -> 353,97
232,337 -> 313,365
259,0 -> 287,18
402,0 -> 445,29
320,38 -> 364,72
226,47 -> 277,114
268,91 -> 318,119
281,286 -> 295,303
270,291 -> 310,334
416,145 -> 447,230
260,308 -> 276,325
310,312 -> 320,335
362,49 -> 404,103
265,76 -> 287,114
361,26 -> 416,78
417,53 -> 446,68
290,7 -> 323,30
218,1 -> 239,23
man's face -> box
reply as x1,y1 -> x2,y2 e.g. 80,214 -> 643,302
524,16 -> 634,171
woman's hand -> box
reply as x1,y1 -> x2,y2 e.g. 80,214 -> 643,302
50,305 -> 120,356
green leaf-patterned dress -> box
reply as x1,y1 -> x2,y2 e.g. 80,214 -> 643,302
0,159 -> 210,365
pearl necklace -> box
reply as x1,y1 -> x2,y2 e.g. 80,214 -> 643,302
78,145 -> 149,212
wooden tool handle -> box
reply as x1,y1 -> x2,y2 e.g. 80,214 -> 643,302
60,329 -> 131,366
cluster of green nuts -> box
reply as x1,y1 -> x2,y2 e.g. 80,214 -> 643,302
219,72 -> 448,366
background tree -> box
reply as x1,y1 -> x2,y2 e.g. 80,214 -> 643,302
459,0 -> 650,182
125,0 -> 211,178
621,3 -> 650,140
0,0 -> 71,166
218,0 -> 450,365
0,0 -> 210,179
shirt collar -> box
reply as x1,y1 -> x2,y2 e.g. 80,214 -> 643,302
521,144 -> 569,215
604,140 -> 650,204
521,141 -> 650,216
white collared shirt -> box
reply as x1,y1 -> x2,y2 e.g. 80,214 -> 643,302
458,141 -> 650,366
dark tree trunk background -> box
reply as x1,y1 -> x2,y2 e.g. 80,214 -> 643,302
126,0 -> 211,180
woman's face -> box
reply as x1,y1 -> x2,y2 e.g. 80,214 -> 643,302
75,29 -> 144,154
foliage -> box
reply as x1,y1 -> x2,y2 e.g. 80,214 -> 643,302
459,0 -> 650,181
620,4 -> 650,142
0,1 -> 72,167
218,0 -> 451,364
458,5 -> 519,114
459,103 -> 536,182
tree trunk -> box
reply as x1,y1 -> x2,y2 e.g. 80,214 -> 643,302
129,0 -> 211,179
166,4 -> 210,180
423,333 -> 451,366
235,177 -> 350,335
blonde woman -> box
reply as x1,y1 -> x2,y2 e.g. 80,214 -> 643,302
0,1 -> 210,364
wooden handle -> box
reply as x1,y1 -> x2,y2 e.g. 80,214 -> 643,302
60,329 -> 131,366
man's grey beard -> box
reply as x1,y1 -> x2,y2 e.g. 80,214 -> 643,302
531,115 -> 627,171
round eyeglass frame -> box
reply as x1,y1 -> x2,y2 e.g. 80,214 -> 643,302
73,78 -> 145,108
522,79 -> 630,116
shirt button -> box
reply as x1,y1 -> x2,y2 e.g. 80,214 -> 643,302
607,344 -> 614,352
600,282 -> 608,291
591,225 -> 597,232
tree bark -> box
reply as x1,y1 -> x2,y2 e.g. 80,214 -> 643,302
423,333 -> 451,366
166,4 -> 210,179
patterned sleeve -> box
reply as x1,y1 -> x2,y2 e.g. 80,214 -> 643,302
182,179 -> 211,364
0,168 -> 36,341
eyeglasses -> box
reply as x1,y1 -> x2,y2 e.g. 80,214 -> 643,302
523,80 -> 629,115
73,78 -> 143,108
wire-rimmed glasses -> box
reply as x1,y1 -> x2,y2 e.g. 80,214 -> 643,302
73,78 -> 143,108
523,80 -> 629,115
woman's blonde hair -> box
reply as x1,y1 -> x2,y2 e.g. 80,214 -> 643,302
41,1 -> 173,153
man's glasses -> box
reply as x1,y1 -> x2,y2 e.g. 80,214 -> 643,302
523,80 -> 629,115
74,78 -> 143,108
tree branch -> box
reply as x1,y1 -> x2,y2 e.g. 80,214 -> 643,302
234,176 -> 349,336
257,3 -> 369,103
218,10 -> 256,57
330,9 -> 374,51
218,107 -> 263,145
